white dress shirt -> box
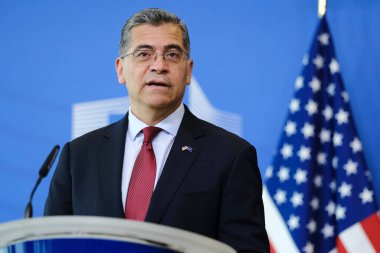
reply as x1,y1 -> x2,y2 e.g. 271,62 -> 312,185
121,104 -> 185,209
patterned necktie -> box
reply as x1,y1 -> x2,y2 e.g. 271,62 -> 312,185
125,126 -> 161,221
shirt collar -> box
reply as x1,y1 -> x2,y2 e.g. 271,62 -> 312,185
128,104 -> 185,140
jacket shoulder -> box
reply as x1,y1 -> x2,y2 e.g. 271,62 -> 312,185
70,116 -> 127,148
196,116 -> 253,149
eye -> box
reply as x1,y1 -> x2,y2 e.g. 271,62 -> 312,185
134,50 -> 154,61
165,50 -> 182,61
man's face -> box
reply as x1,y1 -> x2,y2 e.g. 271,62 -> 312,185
116,23 -> 193,117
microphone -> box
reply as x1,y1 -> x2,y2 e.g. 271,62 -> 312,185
24,145 -> 60,219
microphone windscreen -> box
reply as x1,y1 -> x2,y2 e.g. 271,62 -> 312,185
39,145 -> 60,177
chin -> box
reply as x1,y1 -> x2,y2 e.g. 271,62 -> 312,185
148,100 -> 180,111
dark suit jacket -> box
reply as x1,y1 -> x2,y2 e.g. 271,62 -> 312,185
44,106 -> 269,253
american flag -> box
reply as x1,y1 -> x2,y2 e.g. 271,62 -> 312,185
263,16 -> 380,253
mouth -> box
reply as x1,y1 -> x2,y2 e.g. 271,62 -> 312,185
146,81 -> 170,87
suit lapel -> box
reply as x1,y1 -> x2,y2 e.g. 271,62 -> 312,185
146,108 -> 204,223
97,115 -> 128,218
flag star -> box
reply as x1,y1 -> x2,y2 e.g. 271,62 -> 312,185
289,99 -> 301,113
307,220 -> 317,234
329,59 -> 340,74
303,242 -> 315,253
281,143 -> 293,159
277,166 -> 290,182
290,191 -> 304,208
325,201 -> 336,216
327,83 -> 335,96
319,128 -> 331,143
265,166 -> 273,179
310,197 -> 319,210
321,223 -> 334,238
303,54 -> 309,65
287,215 -> 300,230
294,168 -> 307,184
342,91 -> 349,102
284,121 -> 297,136
332,157 -> 339,169
335,109 -> 349,125
338,182 -> 352,198
317,152 -> 327,165
336,205 -> 346,220
359,187 -> 374,204
313,55 -> 324,69
314,175 -> 322,188
323,106 -> 333,121
274,189 -> 287,205
295,76 -> 304,89
305,100 -> 318,116
333,132 -> 343,147
329,180 -> 337,192
350,137 -> 362,153
318,33 -> 330,45
365,170 -> 373,181
301,123 -> 315,139
343,159 -> 358,175
298,146 -> 311,162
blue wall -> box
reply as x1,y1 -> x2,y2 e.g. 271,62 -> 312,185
1,0 -> 379,222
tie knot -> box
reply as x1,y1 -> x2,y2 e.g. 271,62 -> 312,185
142,126 -> 161,144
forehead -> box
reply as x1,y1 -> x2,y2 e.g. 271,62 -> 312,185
129,23 -> 184,49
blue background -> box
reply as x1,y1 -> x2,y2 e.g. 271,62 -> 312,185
1,0 -> 379,222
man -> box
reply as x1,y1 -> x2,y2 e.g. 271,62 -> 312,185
45,8 -> 269,253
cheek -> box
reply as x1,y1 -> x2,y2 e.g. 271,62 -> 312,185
173,66 -> 190,82
124,68 -> 144,85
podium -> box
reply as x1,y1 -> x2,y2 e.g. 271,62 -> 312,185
0,216 -> 236,253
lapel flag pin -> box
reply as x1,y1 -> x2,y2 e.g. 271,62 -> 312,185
181,146 -> 193,152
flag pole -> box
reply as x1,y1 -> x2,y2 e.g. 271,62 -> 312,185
318,0 -> 327,18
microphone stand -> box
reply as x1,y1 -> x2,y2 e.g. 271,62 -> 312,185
24,145 -> 60,219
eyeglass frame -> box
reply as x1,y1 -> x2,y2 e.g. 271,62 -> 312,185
120,48 -> 190,64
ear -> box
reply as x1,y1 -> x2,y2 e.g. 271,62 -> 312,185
185,59 -> 193,85
115,58 -> 126,84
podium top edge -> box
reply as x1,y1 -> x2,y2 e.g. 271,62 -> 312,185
0,216 -> 236,253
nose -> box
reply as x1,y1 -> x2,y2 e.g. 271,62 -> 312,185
149,54 -> 169,73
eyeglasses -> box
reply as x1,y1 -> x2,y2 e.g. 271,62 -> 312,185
121,49 -> 189,64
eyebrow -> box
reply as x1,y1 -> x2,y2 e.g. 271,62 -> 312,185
133,44 -> 185,52
164,44 -> 184,52
134,44 -> 154,51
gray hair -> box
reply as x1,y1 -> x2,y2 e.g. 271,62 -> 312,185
118,8 -> 190,57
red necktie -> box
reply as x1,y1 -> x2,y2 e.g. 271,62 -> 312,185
125,126 -> 161,220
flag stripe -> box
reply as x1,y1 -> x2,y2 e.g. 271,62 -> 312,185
339,222 -> 376,253
336,238 -> 347,253
269,241 -> 276,253
263,187 -> 299,253
361,213 -> 380,252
